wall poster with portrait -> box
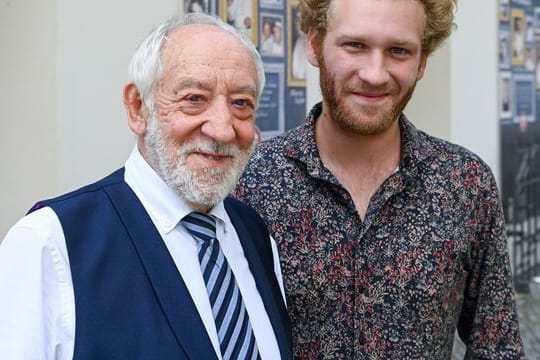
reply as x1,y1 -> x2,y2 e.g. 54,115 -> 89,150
287,1 -> 307,87
184,0 -> 215,14
500,71 -> 513,122
511,7 -> 526,66
219,0 -> 259,45
179,0 -> 307,140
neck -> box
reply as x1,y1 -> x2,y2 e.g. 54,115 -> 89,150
314,109 -> 401,219
315,111 -> 401,173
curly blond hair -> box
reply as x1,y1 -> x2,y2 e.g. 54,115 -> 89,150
298,0 -> 456,55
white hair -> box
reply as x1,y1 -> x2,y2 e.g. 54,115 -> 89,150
127,13 -> 265,108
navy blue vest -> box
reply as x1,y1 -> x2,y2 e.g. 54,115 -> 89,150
30,168 -> 292,360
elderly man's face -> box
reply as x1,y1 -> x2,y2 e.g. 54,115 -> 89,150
144,25 -> 258,211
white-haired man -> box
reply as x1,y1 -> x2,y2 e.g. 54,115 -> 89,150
0,13 -> 292,360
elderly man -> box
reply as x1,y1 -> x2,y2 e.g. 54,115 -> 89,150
0,14 -> 291,360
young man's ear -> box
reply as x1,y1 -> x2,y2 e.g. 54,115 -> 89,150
123,83 -> 148,136
306,28 -> 322,68
416,54 -> 428,81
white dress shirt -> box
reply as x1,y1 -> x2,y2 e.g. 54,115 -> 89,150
0,147 -> 285,360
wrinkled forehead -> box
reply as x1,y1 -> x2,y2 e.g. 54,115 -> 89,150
159,24 -> 257,83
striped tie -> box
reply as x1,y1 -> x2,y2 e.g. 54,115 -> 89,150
181,212 -> 261,360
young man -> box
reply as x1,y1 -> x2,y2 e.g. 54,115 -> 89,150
0,14 -> 291,359
234,0 -> 524,358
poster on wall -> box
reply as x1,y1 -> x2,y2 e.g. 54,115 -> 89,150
511,7 -> 526,66
288,1 -> 307,87
500,24 -> 512,68
219,0 -> 259,44
184,0 -> 214,14
500,71 -> 513,121
513,72 -> 536,124
180,0 -> 308,140
256,63 -> 285,137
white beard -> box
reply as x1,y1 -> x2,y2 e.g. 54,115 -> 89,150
144,110 -> 254,209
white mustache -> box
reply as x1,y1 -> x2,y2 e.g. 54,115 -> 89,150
179,140 -> 242,157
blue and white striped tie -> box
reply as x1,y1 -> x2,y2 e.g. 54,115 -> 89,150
181,212 -> 261,360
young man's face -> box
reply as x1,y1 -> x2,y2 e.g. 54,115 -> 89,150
308,0 -> 428,135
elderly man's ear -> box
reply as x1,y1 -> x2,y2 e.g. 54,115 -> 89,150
123,83 -> 148,136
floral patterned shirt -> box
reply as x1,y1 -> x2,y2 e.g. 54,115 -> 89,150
234,103 -> 524,359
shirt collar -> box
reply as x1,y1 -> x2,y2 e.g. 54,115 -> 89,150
282,103 -> 333,181
282,102 -> 435,181
124,146 -> 227,234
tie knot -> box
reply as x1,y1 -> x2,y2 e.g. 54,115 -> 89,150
181,212 -> 217,243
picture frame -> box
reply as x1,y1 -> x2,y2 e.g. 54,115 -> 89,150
536,39 -> 540,89
259,12 -> 284,57
499,25 -> 511,69
219,0 -> 258,45
287,0 -> 307,87
499,71 -> 512,119
260,0 -> 283,10
182,0 -> 214,14
255,63 -> 285,139
511,8 -> 526,66
512,72 -> 535,124
499,4 -> 509,22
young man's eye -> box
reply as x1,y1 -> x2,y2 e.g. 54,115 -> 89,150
390,47 -> 409,55
345,42 -> 364,49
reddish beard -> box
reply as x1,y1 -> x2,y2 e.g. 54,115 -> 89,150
317,51 -> 417,136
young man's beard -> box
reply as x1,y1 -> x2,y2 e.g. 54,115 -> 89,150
318,51 -> 417,136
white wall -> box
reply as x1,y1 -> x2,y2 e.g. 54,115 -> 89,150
0,0 -> 178,238
450,0 -> 500,181
0,0 -> 57,237
406,43 -> 451,140
56,0 -> 178,191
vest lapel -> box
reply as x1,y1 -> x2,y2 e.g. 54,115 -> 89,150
105,181 -> 218,360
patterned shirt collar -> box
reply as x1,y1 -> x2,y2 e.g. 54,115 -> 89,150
282,102 -> 436,182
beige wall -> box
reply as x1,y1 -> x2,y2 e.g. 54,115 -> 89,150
406,44 -> 451,140
0,0 -> 177,238
0,0 -> 58,237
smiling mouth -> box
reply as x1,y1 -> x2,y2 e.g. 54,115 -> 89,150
192,151 -> 232,163
352,92 -> 389,103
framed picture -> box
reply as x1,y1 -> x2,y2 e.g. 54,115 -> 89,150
499,25 -> 511,68
512,72 -> 535,124
499,71 -> 512,119
536,40 -> 540,89
526,15 -> 535,42
525,43 -> 536,70
511,8 -> 526,66
260,0 -> 283,10
255,63 -> 285,139
183,0 -> 212,14
535,8 -> 540,35
499,4 -> 509,21
287,1 -> 307,86
219,0 -> 258,45
259,12 -> 284,57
